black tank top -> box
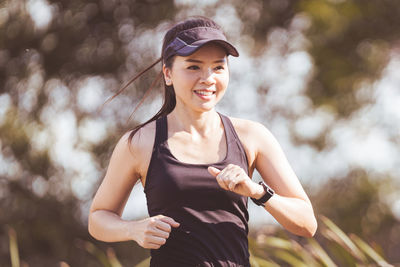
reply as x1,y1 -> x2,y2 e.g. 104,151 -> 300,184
144,113 -> 250,267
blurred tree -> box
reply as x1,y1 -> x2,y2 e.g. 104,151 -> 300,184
0,179 -> 149,266
1,0 -> 176,265
298,0 -> 400,116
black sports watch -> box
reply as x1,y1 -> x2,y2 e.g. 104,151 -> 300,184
251,181 -> 275,207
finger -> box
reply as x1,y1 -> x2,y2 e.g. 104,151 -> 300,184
155,220 -> 172,233
145,242 -> 162,249
152,227 -> 170,239
159,216 -> 180,228
228,169 -> 244,190
215,175 -> 228,190
228,178 -> 236,190
215,171 -> 229,190
147,235 -> 167,246
224,173 -> 237,191
145,225 -> 171,238
207,166 -> 220,177
218,168 -> 234,189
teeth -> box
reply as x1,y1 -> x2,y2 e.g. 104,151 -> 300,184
195,90 -> 214,96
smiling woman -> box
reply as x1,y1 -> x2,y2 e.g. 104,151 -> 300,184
88,16 -> 317,267
163,43 -> 230,114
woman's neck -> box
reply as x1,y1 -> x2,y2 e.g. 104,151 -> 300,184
168,108 -> 221,137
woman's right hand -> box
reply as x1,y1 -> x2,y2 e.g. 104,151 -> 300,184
132,215 -> 180,249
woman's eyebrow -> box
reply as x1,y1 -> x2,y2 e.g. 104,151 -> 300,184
184,58 -> 226,63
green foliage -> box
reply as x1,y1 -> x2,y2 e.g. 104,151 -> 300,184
0,181 -> 149,266
0,108 -> 53,178
76,240 -> 123,267
248,216 -> 394,267
312,169 -> 400,260
8,227 -> 19,267
135,256 -> 151,267
8,216 -> 394,266
298,0 -> 400,116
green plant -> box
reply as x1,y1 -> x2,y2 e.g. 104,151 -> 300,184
8,227 -> 20,267
7,216 -> 396,267
249,215 -> 394,267
75,239 -> 123,267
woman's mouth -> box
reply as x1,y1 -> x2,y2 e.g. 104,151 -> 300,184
193,90 -> 216,97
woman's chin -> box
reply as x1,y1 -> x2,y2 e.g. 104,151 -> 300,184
195,102 -> 219,112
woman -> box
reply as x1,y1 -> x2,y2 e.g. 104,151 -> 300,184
88,17 -> 317,267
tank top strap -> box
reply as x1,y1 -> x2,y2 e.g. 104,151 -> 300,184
218,112 -> 250,173
154,116 -> 168,147
218,112 -> 239,143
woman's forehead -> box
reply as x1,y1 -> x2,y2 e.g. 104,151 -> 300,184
177,43 -> 228,63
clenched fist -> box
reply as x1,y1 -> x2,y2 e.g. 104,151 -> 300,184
208,164 -> 264,198
132,215 -> 180,249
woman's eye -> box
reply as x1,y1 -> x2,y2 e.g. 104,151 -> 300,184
188,65 -> 200,70
214,65 -> 225,71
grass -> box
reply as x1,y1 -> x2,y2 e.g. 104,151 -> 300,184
7,216 -> 396,267
249,216 -> 394,267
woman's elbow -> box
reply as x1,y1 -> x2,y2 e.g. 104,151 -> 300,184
286,212 -> 318,238
298,216 -> 318,238
88,212 -> 101,240
88,215 -> 95,237
301,203 -> 318,237
310,217 -> 318,237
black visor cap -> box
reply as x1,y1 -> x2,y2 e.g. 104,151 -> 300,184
163,27 -> 239,62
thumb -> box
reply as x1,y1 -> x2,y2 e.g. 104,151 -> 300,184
160,216 -> 180,228
207,166 -> 221,177
170,220 -> 180,228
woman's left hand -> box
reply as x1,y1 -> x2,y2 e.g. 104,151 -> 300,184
208,164 -> 263,198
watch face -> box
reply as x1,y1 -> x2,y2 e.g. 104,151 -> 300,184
254,182 -> 274,206
266,187 -> 275,196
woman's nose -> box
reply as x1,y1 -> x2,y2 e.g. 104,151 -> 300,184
199,68 -> 215,85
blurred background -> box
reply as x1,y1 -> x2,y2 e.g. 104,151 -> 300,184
1,0 -> 400,266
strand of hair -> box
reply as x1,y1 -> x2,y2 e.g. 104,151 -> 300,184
126,70 -> 163,124
96,57 -> 162,114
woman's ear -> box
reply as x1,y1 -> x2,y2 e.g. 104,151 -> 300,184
162,64 -> 172,86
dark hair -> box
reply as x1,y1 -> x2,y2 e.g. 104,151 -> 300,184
125,17 -> 223,145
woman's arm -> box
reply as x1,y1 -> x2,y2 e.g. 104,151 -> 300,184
209,119 -> 317,238
251,121 -> 317,237
88,132 -> 140,241
88,127 -> 179,248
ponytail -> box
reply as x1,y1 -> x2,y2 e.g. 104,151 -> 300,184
98,57 -> 162,112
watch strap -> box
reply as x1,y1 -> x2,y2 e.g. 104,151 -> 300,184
251,181 -> 275,206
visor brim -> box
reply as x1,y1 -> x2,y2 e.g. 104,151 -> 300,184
175,39 -> 239,57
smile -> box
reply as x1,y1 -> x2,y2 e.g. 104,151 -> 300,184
193,90 -> 215,96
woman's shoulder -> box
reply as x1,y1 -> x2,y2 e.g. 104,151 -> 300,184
227,116 -> 276,150
228,116 -> 269,137
123,120 -> 157,153
114,121 -> 157,178
112,121 -> 156,164
228,115 -> 282,153
226,116 -> 269,162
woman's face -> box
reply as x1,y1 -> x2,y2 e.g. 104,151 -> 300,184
163,43 -> 229,113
